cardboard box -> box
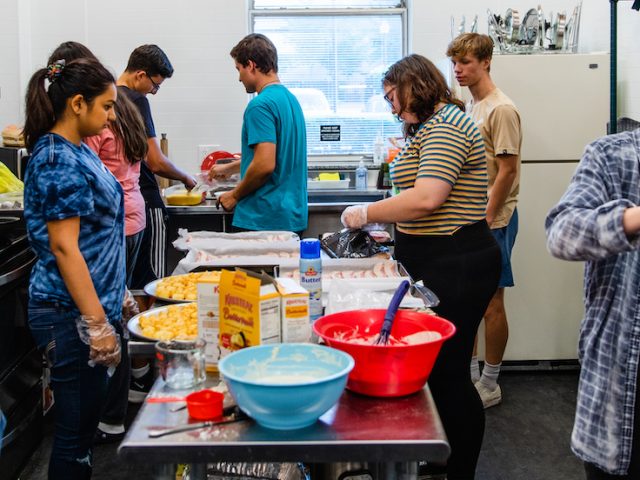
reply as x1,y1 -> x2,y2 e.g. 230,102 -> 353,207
196,278 -> 221,372
276,277 -> 310,343
218,269 -> 281,357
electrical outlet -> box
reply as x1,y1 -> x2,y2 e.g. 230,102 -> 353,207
197,144 -> 220,163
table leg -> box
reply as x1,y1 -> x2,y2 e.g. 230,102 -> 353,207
189,463 -> 207,480
151,463 -> 176,479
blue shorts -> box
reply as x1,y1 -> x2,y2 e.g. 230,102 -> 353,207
491,209 -> 518,288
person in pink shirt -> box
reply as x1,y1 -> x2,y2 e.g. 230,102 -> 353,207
86,94 -> 148,287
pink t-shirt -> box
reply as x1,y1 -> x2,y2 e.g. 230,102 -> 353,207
85,129 -> 146,236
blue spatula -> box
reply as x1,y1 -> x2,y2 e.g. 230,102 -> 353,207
375,280 -> 411,345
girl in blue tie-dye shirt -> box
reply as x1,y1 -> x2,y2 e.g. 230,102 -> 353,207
22,58 -> 125,480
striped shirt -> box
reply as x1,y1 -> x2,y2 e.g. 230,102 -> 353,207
390,103 -> 487,235
545,130 -> 640,475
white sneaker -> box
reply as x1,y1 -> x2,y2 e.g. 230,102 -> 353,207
475,381 -> 502,409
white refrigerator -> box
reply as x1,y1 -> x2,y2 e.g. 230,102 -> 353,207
476,53 -> 609,361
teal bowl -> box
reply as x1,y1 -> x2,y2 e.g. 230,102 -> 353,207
218,343 -> 354,430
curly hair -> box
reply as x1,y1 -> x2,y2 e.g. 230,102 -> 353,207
383,54 -> 465,137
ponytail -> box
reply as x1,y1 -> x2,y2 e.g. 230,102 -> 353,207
23,58 -> 115,152
24,69 -> 55,151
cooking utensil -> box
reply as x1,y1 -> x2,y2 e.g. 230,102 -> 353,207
218,343 -> 354,430
0,217 -> 20,237
186,389 -> 224,420
520,8 -> 539,45
313,309 -> 456,397
410,280 -> 440,308
375,280 -> 410,345
147,405 -> 247,438
504,8 -> 520,44
470,14 -> 478,33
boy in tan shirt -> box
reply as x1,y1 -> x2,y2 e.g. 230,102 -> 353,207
447,33 -> 523,408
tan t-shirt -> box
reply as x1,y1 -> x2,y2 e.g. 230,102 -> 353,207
469,88 -> 522,229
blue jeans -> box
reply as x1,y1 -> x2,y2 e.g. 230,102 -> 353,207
29,300 -> 111,480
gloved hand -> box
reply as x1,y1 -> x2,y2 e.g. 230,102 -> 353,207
76,315 -> 121,372
122,289 -> 140,322
341,204 -> 369,229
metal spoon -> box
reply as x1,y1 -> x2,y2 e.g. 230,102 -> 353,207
147,407 -> 247,438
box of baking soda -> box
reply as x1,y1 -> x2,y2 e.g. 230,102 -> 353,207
276,277 -> 310,343
218,269 -> 281,358
196,276 -> 221,372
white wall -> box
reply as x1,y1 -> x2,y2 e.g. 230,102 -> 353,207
0,0 -> 21,127
2,0 -> 639,170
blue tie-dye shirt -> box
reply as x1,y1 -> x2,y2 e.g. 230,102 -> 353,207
546,130 -> 640,474
24,133 -> 126,321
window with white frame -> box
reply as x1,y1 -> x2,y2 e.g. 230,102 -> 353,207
250,0 -> 407,159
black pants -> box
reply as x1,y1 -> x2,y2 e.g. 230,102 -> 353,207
131,205 -> 167,289
99,322 -> 130,426
584,360 -> 640,479
395,221 -> 501,480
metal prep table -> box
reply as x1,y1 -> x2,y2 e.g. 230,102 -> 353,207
118,375 -> 449,479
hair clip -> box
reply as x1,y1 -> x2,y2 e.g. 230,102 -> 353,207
46,59 -> 66,84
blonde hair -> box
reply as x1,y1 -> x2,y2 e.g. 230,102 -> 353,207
446,33 -> 494,63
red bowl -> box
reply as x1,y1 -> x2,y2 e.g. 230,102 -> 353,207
186,390 -> 224,420
312,309 -> 456,397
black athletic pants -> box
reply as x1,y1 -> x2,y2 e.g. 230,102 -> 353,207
394,220 -> 501,480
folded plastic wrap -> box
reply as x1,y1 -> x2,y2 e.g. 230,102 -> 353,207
321,228 -> 389,259
173,229 -> 300,255
325,278 -> 423,314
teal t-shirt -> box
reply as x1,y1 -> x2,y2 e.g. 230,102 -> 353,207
233,84 -> 308,232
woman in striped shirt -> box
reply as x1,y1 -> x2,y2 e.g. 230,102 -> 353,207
342,54 -> 501,479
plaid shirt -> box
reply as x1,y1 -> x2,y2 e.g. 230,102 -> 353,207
545,129 -> 640,474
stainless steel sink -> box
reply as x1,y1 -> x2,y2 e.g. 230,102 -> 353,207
307,190 -> 387,204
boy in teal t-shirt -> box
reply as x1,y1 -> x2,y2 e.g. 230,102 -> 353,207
234,83 -> 307,232
211,34 -> 308,233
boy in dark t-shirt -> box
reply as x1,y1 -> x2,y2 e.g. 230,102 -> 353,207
117,45 -> 196,288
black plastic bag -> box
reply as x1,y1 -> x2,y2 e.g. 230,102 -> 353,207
320,228 -> 389,259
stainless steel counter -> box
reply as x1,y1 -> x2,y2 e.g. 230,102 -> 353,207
166,189 -> 388,214
118,375 -> 449,478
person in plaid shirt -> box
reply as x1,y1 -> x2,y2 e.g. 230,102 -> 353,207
546,129 -> 640,479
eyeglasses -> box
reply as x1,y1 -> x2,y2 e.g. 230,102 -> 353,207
383,87 -> 396,105
145,72 -> 161,93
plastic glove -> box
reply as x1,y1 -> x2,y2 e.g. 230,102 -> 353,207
341,204 -> 369,229
122,289 -> 140,322
75,315 -> 121,374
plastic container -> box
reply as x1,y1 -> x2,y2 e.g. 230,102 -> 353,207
186,389 -> 224,420
355,160 -> 368,190
300,238 -> 323,323
373,135 -> 385,165
312,309 -> 456,397
218,343 -> 354,430
376,162 -> 391,190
